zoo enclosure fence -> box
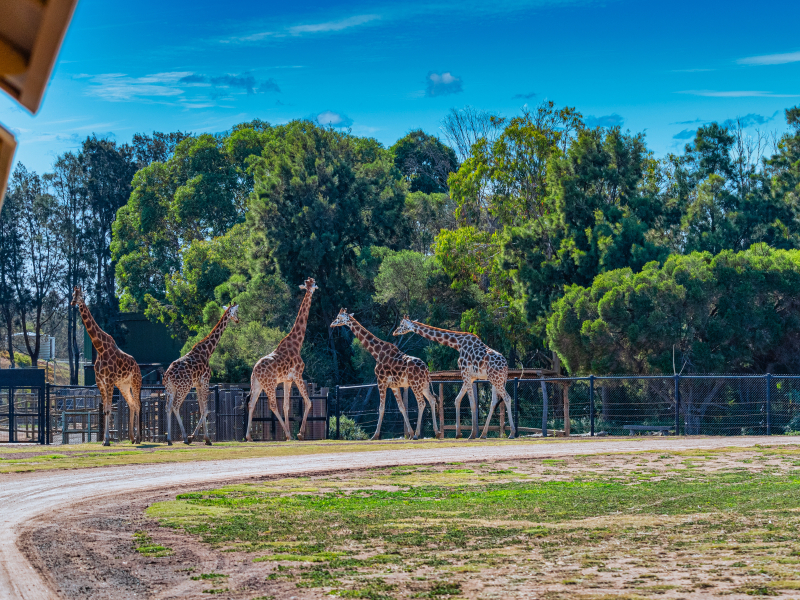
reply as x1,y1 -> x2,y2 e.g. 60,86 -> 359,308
0,375 -> 328,444
331,374 -> 800,440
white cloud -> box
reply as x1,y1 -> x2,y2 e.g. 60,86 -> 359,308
426,72 -> 463,97
677,90 -> 800,98
85,72 -> 192,101
289,14 -> 380,34
737,51 -> 800,66
316,110 -> 353,128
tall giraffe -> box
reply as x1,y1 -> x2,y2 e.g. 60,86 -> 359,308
246,277 -> 317,442
163,304 -> 239,445
70,286 -> 142,446
331,309 -> 442,440
393,316 -> 516,439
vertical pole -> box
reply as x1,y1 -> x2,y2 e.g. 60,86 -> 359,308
242,392 -> 249,442
438,383 -> 444,435
674,374 -> 680,436
540,378 -> 548,438
766,373 -> 772,436
513,378 -> 519,433
8,383 -> 14,443
589,375 -> 595,437
335,385 -> 341,440
214,386 -> 220,442
326,389 -> 331,439
45,383 -> 51,445
563,383 -> 570,437
38,384 -> 45,444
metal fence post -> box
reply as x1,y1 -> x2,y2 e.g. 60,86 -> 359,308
766,373 -> 772,436
513,378 -> 519,432
45,383 -> 51,445
674,374 -> 680,436
335,385 -> 341,440
214,386 -> 220,442
540,378 -> 548,438
242,392 -> 249,441
589,375 -> 595,436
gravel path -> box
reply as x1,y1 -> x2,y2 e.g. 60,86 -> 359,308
2,436 -> 798,600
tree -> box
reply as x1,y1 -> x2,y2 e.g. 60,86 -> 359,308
547,246 -> 800,377
247,121 -> 408,383
7,164 -> 62,366
0,182 -> 23,367
390,130 -> 458,194
403,191 -> 456,254
441,106 -> 501,163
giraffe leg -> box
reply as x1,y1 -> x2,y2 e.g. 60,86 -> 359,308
267,387 -> 291,441
422,387 -> 442,439
196,377 -> 212,445
501,388 -> 516,439
294,379 -> 313,441
392,387 -> 414,440
371,385 -> 388,441
282,381 -> 293,441
98,380 -> 114,446
411,385 -> 427,440
481,386 -> 501,439
171,387 -> 190,444
466,383 -> 479,440
453,383 -> 469,439
119,384 -> 139,444
245,380 -> 262,442
165,387 -> 175,446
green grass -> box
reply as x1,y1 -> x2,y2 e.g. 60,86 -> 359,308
133,530 -> 173,557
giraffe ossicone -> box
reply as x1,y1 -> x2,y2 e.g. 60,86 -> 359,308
393,316 -> 516,440
247,277 -> 317,442
71,286 -> 142,446
162,303 -> 240,446
331,309 -> 442,441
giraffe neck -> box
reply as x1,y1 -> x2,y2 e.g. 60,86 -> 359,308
77,300 -> 115,353
190,311 -> 231,360
283,288 -> 313,348
410,321 -> 463,351
347,318 -> 399,362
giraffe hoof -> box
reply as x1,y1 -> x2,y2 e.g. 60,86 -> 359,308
167,440 -> 173,446
184,439 -> 192,445
103,441 -> 111,447
507,434 -> 516,440
205,439 -> 212,446
412,435 -> 419,441
297,432 -> 304,441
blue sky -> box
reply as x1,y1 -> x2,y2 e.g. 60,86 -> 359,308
1,0 -> 799,174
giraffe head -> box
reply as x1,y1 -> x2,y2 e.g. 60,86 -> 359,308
226,303 -> 240,324
330,308 -> 354,328
70,286 -> 85,307
299,277 -> 318,293
392,315 -> 415,336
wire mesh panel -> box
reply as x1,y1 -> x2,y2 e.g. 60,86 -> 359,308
50,386 -> 102,444
0,386 -> 44,442
773,376 -> 800,434
679,376 -> 767,435
216,388 -> 247,442
243,385 -> 328,441
592,377 -> 677,436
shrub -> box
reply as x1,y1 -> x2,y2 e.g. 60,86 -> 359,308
329,415 -> 369,440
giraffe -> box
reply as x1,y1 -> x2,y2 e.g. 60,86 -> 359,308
246,277 -> 317,442
331,309 -> 442,441
393,316 -> 516,440
163,303 -> 239,445
70,286 -> 142,446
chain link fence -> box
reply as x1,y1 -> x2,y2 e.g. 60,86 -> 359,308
332,375 -> 800,439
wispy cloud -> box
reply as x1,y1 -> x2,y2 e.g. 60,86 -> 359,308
315,110 -> 353,128
426,72 -> 463,97
85,72 -> 191,101
721,111 -> 780,129
678,90 -> 800,98
673,129 -> 696,140
585,113 -> 625,129
513,92 -> 537,99
737,50 -> 800,66
233,14 -> 380,43
289,14 -> 380,34
672,118 -> 705,125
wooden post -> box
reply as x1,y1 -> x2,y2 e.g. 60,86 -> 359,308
563,383 -> 570,436
438,383 -> 444,435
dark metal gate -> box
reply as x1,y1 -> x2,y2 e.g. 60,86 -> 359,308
0,368 -> 46,444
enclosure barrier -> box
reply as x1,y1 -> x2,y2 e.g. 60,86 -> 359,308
1,372 -> 797,444
330,374 -> 800,440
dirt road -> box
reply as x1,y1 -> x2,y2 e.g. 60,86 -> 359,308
2,436 -> 798,600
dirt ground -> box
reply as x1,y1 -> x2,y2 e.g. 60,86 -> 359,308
18,445 -> 800,600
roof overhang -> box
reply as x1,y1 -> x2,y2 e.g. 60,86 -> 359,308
0,0 -> 79,114
0,123 -> 17,211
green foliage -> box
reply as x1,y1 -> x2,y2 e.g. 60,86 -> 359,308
390,129 -> 458,194
373,249 -> 442,314
547,245 -> 800,375
329,415 -> 369,440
